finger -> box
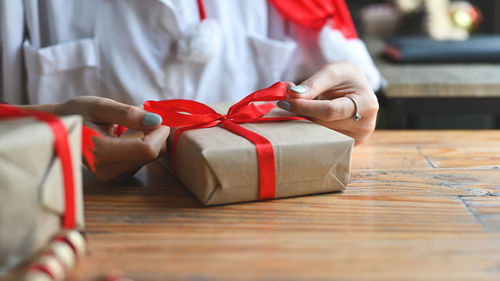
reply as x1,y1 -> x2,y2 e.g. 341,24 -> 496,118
141,126 -> 170,158
95,126 -> 169,162
287,65 -> 345,100
90,126 -> 170,181
88,98 -> 163,130
283,96 -> 356,121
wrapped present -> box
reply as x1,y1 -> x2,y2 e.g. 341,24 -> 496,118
145,82 -> 354,206
0,106 -> 85,279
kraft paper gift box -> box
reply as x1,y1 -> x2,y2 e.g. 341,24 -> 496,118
0,115 -> 84,276
165,104 -> 354,206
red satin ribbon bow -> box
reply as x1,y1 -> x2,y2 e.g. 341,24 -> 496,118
144,81 -> 305,200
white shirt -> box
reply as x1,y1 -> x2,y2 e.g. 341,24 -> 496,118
0,0 -> 382,105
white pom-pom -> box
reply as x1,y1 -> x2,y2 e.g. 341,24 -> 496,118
177,19 -> 222,63
318,23 -> 350,62
318,23 -> 384,91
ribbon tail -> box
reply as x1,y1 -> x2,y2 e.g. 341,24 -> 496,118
82,126 -> 102,173
113,125 -> 127,137
221,120 -> 276,200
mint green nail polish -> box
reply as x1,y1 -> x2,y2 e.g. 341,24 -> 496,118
291,85 -> 307,95
142,112 -> 162,127
277,100 -> 291,111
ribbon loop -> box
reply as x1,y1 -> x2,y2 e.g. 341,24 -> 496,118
144,99 -> 221,127
227,82 -> 288,117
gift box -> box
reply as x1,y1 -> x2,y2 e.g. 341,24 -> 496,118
0,112 -> 85,276
146,82 -> 354,206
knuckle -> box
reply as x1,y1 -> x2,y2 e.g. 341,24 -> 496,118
361,121 -> 376,135
322,103 -> 339,121
120,104 -> 137,119
373,97 -> 380,112
358,90 -> 379,114
95,97 -> 112,108
353,125 -> 376,145
324,63 -> 339,77
140,143 -> 160,160
368,95 -> 380,113
327,61 -> 355,75
356,135 -> 370,145
90,98 -> 113,118
302,79 -> 318,94
91,163 -> 114,182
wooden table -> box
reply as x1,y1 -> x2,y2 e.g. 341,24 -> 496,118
366,38 -> 500,129
68,130 -> 500,281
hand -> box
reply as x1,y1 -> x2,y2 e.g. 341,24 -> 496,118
278,62 -> 379,145
29,97 -> 170,181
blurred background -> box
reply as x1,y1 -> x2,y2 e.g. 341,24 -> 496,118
346,0 -> 500,129
350,0 -> 500,35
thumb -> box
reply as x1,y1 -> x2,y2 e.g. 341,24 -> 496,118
88,98 -> 163,130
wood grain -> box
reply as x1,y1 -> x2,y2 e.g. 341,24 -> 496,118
57,131 -> 500,280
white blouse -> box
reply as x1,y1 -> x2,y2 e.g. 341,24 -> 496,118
0,0 -> 383,105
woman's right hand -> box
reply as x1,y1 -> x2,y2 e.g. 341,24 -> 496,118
32,96 -> 171,181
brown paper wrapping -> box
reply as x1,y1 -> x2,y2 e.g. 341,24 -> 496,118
169,104 -> 354,206
0,115 -> 84,276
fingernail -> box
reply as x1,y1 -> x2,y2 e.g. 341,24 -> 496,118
142,112 -> 162,127
291,85 -> 307,95
277,100 -> 291,111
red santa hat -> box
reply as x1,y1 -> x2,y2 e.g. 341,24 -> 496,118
269,0 -> 385,91
177,0 -> 384,91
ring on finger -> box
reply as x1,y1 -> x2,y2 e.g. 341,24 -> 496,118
346,96 -> 361,122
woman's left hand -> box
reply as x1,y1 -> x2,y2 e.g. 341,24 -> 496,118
278,61 -> 379,145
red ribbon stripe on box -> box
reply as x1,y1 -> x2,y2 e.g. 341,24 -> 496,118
0,104 -> 101,229
144,81 -> 306,200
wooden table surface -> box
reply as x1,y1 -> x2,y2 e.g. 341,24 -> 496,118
68,130 -> 500,281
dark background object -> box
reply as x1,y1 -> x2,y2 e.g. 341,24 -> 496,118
346,1 -> 500,130
384,36 -> 500,63
347,0 -> 500,35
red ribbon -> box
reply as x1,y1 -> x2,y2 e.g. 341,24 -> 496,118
0,104 -> 85,229
144,81 -> 305,200
197,0 -> 207,21
269,0 -> 358,39
82,126 -> 101,173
